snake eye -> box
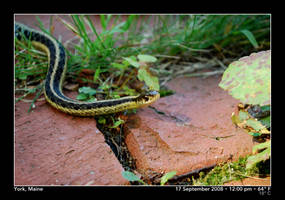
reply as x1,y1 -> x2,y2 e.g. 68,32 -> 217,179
146,90 -> 159,96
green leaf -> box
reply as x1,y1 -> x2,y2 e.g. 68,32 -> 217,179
100,15 -> 107,30
110,22 -> 127,34
260,105 -> 270,113
122,59 -> 131,67
138,54 -> 157,63
259,115 -> 270,129
239,110 -> 249,121
246,141 -> 270,169
86,96 -> 96,102
78,86 -> 97,95
248,132 -> 262,137
18,73 -> 28,80
245,118 -> 265,131
110,118 -> 125,128
123,57 -> 140,68
121,171 -> 144,184
219,50 -> 271,106
137,67 -> 160,91
77,87 -> 97,102
100,15 -> 112,31
76,93 -> 89,101
160,171 -> 177,185
240,29 -> 259,49
98,83 -> 111,91
122,85 -> 137,96
252,140 -> 271,154
121,15 -> 136,31
93,67 -> 101,82
159,89 -> 175,97
111,62 -> 128,70
97,116 -> 106,124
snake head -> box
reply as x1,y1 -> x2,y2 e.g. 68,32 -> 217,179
136,90 -> 160,106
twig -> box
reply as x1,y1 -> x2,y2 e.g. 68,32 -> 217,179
231,171 -> 269,180
185,70 -> 224,78
155,54 -> 181,59
28,83 -> 44,113
214,58 -> 227,70
175,43 -> 211,53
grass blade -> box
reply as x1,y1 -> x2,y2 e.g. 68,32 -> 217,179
240,29 -> 259,48
160,171 -> 177,185
86,15 -> 106,50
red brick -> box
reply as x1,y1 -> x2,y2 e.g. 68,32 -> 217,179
15,94 -> 128,185
125,76 -> 256,179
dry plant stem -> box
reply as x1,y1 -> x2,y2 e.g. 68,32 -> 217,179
118,70 -> 136,90
231,171 -> 268,180
185,70 -> 224,78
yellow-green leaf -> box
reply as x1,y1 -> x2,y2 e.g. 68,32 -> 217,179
123,57 -> 140,68
138,67 -> 160,91
246,118 -> 265,132
219,50 -> 271,106
138,54 -> 157,63
246,141 -> 270,169
240,29 -> 259,49
160,171 -> 177,185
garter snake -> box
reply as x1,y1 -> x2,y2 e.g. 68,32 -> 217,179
15,22 -> 160,116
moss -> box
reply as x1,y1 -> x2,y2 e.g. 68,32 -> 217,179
192,156 -> 267,185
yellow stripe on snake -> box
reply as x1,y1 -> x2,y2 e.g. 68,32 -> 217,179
15,22 -> 159,116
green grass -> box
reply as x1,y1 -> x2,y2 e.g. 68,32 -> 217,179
15,14 -> 270,105
192,156 -> 269,186
15,31 -> 48,106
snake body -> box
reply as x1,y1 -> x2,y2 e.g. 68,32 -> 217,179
15,22 -> 159,116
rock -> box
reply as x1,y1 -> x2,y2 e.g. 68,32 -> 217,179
15,93 -> 128,185
125,76 -> 255,180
